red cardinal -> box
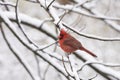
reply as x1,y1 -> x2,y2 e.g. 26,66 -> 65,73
58,29 -> 97,57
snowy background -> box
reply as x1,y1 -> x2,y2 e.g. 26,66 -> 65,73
0,0 -> 120,80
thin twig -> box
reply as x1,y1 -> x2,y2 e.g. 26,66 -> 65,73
43,64 -> 50,80
67,55 -> 73,72
41,50 -> 69,62
47,0 -> 55,10
57,11 -> 67,26
36,41 -> 58,51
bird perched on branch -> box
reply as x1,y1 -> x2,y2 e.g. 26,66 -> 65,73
58,29 -> 97,57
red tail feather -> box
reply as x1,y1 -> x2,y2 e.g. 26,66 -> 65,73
80,47 -> 97,57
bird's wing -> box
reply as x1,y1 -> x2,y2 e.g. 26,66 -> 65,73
63,35 -> 82,49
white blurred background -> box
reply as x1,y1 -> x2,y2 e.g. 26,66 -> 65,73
0,0 -> 120,80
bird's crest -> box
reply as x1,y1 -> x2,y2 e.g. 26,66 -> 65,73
60,28 -> 67,35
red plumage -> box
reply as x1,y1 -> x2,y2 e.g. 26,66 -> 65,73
58,29 -> 97,57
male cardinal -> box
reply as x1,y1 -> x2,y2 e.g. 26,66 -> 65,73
58,29 -> 97,57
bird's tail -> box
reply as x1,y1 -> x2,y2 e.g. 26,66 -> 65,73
80,47 -> 97,57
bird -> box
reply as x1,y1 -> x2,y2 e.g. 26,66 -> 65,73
58,29 -> 97,57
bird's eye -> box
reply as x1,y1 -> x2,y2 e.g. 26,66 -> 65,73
59,34 -> 64,39
60,34 -> 63,36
